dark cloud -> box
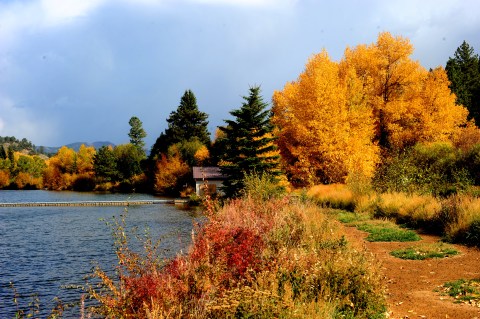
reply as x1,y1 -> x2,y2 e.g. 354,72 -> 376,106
0,0 -> 479,146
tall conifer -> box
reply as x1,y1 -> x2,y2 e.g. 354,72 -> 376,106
150,90 -> 210,159
446,41 -> 480,125
219,86 -> 280,198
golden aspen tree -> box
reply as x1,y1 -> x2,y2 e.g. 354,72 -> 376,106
273,51 -> 377,185
43,146 -> 76,190
340,32 -> 468,150
273,32 -> 469,186
0,170 -> 10,188
76,144 -> 96,175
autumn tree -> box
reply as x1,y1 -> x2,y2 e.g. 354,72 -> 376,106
43,146 -> 77,190
153,149 -> 190,195
273,32 -> 469,186
446,41 -> 480,125
150,90 -> 210,159
0,170 -> 9,188
76,144 -> 96,175
273,52 -> 378,185
128,116 -> 147,155
219,86 -> 280,198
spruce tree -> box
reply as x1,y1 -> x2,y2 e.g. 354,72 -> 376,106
150,90 -> 210,159
128,116 -> 147,155
219,86 -> 280,198
446,41 -> 480,125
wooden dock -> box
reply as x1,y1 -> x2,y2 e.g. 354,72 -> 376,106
0,199 -> 188,207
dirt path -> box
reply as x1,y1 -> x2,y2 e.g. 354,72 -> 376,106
343,226 -> 480,319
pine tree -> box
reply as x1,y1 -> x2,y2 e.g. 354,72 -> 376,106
150,90 -> 210,159
219,86 -> 280,198
446,41 -> 480,125
128,116 -> 147,155
0,146 -> 6,160
94,146 -> 119,182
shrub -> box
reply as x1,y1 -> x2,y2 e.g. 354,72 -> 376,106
374,192 -> 442,230
242,172 -> 286,201
373,142 -> 472,196
307,184 -> 356,211
72,174 -> 95,191
88,197 -> 386,318
441,195 -> 480,246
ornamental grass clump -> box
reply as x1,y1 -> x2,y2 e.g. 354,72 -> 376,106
88,196 -> 386,318
374,192 -> 442,230
307,184 -> 356,211
441,195 -> 480,246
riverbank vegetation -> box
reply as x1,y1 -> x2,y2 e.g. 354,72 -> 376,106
87,185 -> 386,318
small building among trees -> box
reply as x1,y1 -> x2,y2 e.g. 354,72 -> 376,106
193,166 -> 226,196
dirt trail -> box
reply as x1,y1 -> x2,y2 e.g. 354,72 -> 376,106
343,226 -> 480,319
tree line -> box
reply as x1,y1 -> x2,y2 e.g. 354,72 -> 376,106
1,32 -> 479,197
0,87 -> 279,196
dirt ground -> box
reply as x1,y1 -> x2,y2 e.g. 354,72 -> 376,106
343,226 -> 480,319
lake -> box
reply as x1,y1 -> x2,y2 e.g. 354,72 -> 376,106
0,190 -> 198,318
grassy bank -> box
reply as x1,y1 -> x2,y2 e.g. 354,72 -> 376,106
88,195 -> 386,318
308,184 -> 480,247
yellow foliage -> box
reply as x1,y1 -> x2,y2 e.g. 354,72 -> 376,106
273,51 -> 379,185
273,32 -> 469,186
377,192 -> 442,222
154,153 -> 190,194
0,170 -> 10,188
194,145 -> 210,166
76,144 -> 96,175
14,172 -> 42,189
307,184 -> 355,210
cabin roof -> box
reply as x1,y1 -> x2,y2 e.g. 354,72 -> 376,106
193,166 -> 226,180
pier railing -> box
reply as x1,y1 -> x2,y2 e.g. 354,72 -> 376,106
0,199 -> 188,207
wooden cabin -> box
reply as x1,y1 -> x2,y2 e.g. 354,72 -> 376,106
192,166 -> 226,196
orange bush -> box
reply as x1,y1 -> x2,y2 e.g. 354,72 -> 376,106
0,170 -> 10,188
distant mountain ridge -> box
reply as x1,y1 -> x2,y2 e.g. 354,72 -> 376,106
39,141 -> 115,154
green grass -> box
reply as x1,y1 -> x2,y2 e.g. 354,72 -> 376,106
330,209 -> 421,242
355,221 -> 421,242
390,242 -> 459,260
440,279 -> 480,305
335,211 -> 371,224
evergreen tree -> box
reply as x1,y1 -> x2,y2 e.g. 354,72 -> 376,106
150,90 -> 210,159
128,116 -> 147,155
218,86 -> 280,198
7,148 -> 15,172
446,41 -> 480,125
94,146 -> 119,182
0,146 -> 6,160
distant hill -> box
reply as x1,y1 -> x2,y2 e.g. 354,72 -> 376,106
38,141 -> 115,154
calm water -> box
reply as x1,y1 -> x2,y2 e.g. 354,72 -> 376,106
0,190 -> 198,318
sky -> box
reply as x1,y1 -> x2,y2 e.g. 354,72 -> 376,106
0,0 -> 479,148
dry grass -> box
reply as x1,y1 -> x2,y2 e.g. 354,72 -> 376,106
307,184 -> 356,211
88,196 -> 387,318
375,192 -> 442,228
442,195 -> 480,245
308,184 -> 480,247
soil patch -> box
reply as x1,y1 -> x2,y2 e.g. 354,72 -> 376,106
343,226 -> 480,319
